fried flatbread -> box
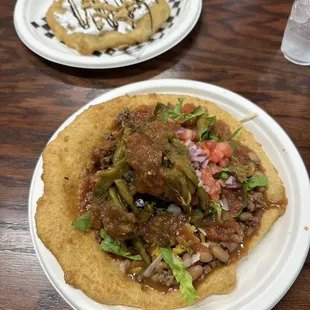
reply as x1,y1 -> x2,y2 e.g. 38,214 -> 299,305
36,94 -> 286,309
46,0 -> 170,55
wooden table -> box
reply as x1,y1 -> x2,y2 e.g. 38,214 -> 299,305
1,0 -> 309,309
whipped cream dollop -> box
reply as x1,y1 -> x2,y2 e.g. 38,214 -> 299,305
54,0 -> 156,36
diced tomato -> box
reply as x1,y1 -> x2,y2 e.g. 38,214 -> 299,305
216,142 -> 233,157
209,163 -> 221,175
201,168 -> 213,185
201,168 -> 222,201
180,103 -> 195,114
219,157 -> 229,167
198,142 -> 208,150
210,148 -> 224,163
209,181 -> 221,201
202,148 -> 211,157
204,140 -> 217,150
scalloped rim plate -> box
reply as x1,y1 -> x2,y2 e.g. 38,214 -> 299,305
14,0 -> 202,68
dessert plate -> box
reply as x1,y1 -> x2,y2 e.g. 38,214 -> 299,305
14,0 -> 202,68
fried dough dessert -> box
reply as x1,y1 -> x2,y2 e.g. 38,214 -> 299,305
46,0 -> 170,55
36,94 -> 287,309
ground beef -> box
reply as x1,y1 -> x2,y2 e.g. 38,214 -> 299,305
151,269 -> 177,287
116,108 -> 132,129
247,191 -> 266,212
211,120 -> 232,140
90,132 -> 118,170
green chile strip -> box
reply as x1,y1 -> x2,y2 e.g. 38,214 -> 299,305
133,238 -> 151,265
108,186 -> 127,210
97,158 -> 129,191
115,179 -> 138,214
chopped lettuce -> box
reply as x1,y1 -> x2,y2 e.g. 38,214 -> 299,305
214,168 -> 230,180
209,200 -> 222,220
160,247 -> 198,305
99,229 -> 142,261
72,211 -> 91,231
244,175 -> 268,191
161,98 -> 205,122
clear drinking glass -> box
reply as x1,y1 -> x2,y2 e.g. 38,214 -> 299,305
281,0 -> 310,65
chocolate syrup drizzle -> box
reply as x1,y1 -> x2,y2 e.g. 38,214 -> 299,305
65,0 -> 157,33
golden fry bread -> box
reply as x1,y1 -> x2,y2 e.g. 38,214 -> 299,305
46,0 -> 170,55
36,94 -> 286,309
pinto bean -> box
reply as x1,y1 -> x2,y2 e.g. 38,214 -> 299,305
246,226 -> 255,236
230,234 -> 242,243
187,265 -> 203,281
254,171 -> 264,176
203,265 -> 212,274
256,186 -> 266,192
182,253 -> 190,261
239,212 -> 252,222
247,162 -> 256,177
199,251 -> 214,263
210,246 -> 230,263
247,152 -> 261,165
155,262 -> 168,273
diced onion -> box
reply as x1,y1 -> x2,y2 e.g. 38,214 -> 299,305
202,158 -> 210,169
167,204 -> 182,213
219,198 -> 230,211
191,155 -> 206,163
225,176 -> 235,185
176,128 -> 185,135
198,228 -> 207,236
192,162 -> 200,169
142,254 -> 162,278
183,253 -> 200,268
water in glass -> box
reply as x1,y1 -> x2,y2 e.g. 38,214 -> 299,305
281,0 -> 310,65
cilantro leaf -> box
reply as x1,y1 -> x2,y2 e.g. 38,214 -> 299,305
99,229 -> 142,261
160,99 -> 206,123
72,211 -> 91,231
160,248 -> 198,305
198,115 -> 216,141
174,97 -> 185,113
231,127 -> 242,138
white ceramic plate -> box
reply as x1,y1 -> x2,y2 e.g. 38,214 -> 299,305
29,79 -> 310,310
14,0 -> 201,69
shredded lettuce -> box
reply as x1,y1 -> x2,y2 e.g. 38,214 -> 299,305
209,200 -> 222,220
160,247 -> 198,305
161,98 -> 205,122
244,175 -> 268,191
72,211 -> 91,231
99,229 -> 142,261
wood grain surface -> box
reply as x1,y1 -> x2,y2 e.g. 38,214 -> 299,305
1,0 -> 309,309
